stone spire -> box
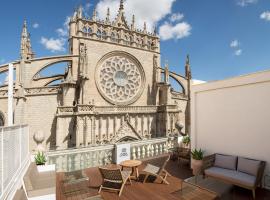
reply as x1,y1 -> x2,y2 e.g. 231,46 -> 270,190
131,15 -> 135,30
20,20 -> 34,60
106,8 -> 110,23
114,0 -> 129,28
153,25 -> 157,35
120,0 -> 124,10
92,7 -> 97,21
185,54 -> 192,79
143,22 -> 147,33
77,5 -> 83,19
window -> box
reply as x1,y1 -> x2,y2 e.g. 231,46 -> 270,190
111,32 -> 120,43
147,41 -> 151,50
111,33 -> 116,42
124,35 -> 130,45
83,26 -> 92,37
83,27 -> 88,34
97,30 -> 102,39
102,31 -> 107,40
137,38 -> 142,48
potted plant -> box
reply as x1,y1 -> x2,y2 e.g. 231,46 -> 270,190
34,151 -> 55,172
191,148 -> 204,176
35,151 -> 47,165
182,135 -> 191,148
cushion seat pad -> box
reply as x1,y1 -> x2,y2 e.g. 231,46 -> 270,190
205,167 -> 256,188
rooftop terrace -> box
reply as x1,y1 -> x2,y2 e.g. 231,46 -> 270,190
56,156 -> 270,200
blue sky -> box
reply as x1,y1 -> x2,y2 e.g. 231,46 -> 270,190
0,0 -> 270,82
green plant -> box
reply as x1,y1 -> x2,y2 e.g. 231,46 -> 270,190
182,135 -> 190,145
191,148 -> 204,160
35,151 -> 47,165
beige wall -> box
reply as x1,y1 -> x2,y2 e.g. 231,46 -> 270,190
191,70 -> 270,174
21,95 -> 58,151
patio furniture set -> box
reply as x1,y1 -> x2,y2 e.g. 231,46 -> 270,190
98,155 -> 171,196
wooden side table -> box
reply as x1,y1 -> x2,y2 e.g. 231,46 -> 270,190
120,160 -> 142,180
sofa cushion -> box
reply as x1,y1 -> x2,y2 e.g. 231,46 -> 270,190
205,167 -> 256,187
237,157 -> 260,176
214,154 -> 237,170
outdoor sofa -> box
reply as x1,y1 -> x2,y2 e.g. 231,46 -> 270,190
203,153 -> 266,199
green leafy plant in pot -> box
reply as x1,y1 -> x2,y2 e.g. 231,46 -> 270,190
35,151 -> 47,165
191,148 -> 204,176
182,135 -> 191,148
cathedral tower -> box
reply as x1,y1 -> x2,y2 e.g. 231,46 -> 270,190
20,20 -> 34,60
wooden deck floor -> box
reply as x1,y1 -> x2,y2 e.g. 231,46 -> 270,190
56,156 -> 270,200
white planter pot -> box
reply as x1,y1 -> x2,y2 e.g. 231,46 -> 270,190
37,164 -> 55,172
191,158 -> 203,176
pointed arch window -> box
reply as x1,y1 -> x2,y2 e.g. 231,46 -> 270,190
111,32 -> 116,42
97,30 -> 102,39
137,38 -> 142,48
82,26 -> 92,37
102,31 -> 107,40
124,35 -> 130,45
147,41 -> 151,50
111,32 -> 120,43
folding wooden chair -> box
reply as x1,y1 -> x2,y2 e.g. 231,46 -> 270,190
142,155 -> 170,185
98,167 -> 131,196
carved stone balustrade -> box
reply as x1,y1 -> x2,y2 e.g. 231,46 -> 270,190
46,136 -> 178,172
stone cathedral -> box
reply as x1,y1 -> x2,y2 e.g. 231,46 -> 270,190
0,1 -> 191,152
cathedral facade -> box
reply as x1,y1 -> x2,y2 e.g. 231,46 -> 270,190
0,1 -> 191,152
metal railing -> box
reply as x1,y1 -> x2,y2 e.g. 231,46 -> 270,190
0,125 -> 30,200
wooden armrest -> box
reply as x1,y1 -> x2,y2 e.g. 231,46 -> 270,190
202,154 -> 215,171
255,161 -> 266,187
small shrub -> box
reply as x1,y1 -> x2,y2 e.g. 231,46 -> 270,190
191,148 -> 204,160
182,135 -> 190,145
35,151 -> 47,165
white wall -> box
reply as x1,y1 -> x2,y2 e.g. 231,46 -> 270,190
191,70 -> 270,175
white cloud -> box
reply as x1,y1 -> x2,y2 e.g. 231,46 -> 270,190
235,49 -> 242,56
96,0 -> 176,31
56,17 -> 70,37
40,37 -> 65,52
56,28 -> 68,37
236,0 -> 258,7
159,22 -> 191,41
33,23 -> 39,28
41,16 -> 70,53
230,39 -> 242,56
230,39 -> 240,48
169,13 -> 184,22
192,79 -> 206,85
260,11 -> 270,21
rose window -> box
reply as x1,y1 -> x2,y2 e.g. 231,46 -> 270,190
96,55 -> 145,105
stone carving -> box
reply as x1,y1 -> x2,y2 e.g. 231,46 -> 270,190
34,130 -> 45,151
79,44 -> 88,77
96,54 -> 145,105
111,120 -> 141,142
25,87 -> 60,96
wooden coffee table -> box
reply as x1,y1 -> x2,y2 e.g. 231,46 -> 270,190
120,160 -> 142,180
